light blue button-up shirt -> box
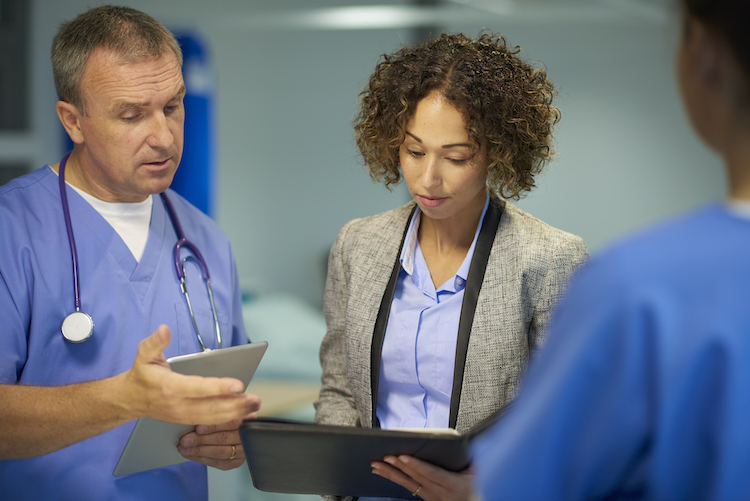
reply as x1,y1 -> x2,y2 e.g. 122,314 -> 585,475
376,195 -> 490,430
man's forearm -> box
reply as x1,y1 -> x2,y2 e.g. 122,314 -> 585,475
0,374 -> 133,459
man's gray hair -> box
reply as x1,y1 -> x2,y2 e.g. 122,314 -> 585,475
52,5 -> 183,115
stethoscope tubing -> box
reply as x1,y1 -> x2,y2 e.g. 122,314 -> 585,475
59,151 -> 83,311
160,190 -> 222,350
159,191 -> 211,281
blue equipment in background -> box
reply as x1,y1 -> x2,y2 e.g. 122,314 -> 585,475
172,32 -> 216,217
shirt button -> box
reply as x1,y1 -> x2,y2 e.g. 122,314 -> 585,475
456,277 -> 464,287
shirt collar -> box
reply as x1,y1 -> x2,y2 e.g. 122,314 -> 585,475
727,199 -> 750,220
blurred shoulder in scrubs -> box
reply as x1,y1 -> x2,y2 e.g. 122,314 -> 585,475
472,1 -> 750,499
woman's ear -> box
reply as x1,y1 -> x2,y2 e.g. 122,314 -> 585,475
56,101 -> 85,145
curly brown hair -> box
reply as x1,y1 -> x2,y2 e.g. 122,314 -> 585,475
354,32 -> 560,200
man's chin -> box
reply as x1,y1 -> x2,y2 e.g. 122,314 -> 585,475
145,168 -> 178,194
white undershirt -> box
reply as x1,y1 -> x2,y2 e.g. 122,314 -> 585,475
51,167 -> 152,262
727,198 -> 750,220
70,187 -> 152,262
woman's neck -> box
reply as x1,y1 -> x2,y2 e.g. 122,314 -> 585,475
418,193 -> 486,258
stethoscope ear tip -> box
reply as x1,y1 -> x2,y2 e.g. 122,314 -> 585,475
62,310 -> 95,343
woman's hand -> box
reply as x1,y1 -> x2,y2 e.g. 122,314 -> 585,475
371,455 -> 473,501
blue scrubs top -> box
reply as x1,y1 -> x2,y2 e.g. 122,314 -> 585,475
0,166 -> 247,500
472,203 -> 750,501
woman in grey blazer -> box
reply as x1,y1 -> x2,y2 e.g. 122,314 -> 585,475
314,33 -> 588,501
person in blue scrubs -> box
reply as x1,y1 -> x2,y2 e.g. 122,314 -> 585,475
472,1 -> 750,499
0,6 -> 258,500
315,33 -> 588,501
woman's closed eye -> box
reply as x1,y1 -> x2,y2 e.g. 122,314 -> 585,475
447,157 -> 470,165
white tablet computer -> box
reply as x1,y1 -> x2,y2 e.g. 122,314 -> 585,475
113,341 -> 268,476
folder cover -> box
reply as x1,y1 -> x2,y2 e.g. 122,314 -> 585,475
240,412 -> 501,498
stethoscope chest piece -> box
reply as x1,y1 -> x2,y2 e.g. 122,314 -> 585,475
62,310 -> 94,343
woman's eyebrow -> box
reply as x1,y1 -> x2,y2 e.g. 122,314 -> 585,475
405,131 -> 472,149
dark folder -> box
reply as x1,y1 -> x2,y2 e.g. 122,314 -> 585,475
239,410 -> 503,498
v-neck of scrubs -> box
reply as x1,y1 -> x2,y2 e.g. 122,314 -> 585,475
44,166 -> 166,302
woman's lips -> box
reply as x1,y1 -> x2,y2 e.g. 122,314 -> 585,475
417,195 -> 447,208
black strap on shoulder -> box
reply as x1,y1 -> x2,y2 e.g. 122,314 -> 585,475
448,200 -> 503,428
370,206 -> 417,427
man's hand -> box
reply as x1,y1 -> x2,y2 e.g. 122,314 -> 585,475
117,325 -> 260,425
0,325 -> 261,460
178,418 -> 255,470
371,455 -> 474,501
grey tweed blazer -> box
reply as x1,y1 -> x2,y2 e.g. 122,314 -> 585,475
314,200 -> 588,434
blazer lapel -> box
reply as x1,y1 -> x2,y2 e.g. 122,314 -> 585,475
448,200 -> 503,428
369,206 -> 417,427
344,203 -> 417,428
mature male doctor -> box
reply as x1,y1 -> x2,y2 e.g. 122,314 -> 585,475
0,6 -> 257,500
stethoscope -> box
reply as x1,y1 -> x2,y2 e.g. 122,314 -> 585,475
58,151 -> 222,351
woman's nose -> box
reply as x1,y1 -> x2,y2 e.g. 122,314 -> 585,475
422,155 -> 442,188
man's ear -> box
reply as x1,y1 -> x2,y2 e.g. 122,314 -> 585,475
56,101 -> 84,144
